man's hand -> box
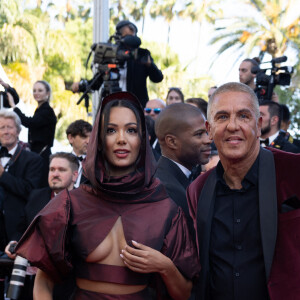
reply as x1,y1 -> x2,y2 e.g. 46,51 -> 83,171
71,82 -> 79,93
141,55 -> 152,67
5,241 -> 17,260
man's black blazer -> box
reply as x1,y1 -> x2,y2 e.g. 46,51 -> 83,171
155,156 -> 195,238
0,148 -> 43,241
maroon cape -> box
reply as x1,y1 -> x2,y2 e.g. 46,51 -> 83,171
16,92 -> 200,299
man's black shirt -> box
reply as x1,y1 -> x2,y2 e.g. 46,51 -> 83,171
209,155 -> 269,300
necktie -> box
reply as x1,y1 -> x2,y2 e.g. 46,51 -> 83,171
260,138 -> 269,146
77,156 -> 84,162
0,147 -> 12,158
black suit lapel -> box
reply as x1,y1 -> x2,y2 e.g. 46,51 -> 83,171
158,156 -> 190,188
258,147 -> 277,281
196,168 -> 217,298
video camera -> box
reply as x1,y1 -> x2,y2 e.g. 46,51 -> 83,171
77,33 -> 141,107
251,56 -> 294,102
0,86 -> 19,109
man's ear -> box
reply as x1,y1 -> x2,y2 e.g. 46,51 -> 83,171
165,134 -> 178,150
271,115 -> 279,127
67,134 -> 74,145
206,121 -> 213,141
72,170 -> 78,184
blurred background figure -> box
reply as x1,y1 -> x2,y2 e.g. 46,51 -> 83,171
185,97 -> 208,118
208,86 -> 217,100
166,87 -> 184,105
144,98 -> 165,120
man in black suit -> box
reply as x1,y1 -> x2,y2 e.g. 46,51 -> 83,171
154,103 -> 211,237
24,152 -> 79,225
0,110 -> 43,246
71,20 -> 163,108
259,101 -> 300,153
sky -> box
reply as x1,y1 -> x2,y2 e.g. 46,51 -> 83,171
136,0 -> 299,87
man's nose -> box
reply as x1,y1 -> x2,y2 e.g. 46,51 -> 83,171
227,116 -> 239,130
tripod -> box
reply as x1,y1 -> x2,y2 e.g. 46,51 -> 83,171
77,65 -> 122,114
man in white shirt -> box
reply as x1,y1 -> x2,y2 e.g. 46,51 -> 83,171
154,103 -> 211,238
0,110 -> 43,245
259,101 -> 300,153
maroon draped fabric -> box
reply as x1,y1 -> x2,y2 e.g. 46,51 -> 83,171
16,92 -> 200,298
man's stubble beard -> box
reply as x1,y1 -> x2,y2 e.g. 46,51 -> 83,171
261,120 -> 271,136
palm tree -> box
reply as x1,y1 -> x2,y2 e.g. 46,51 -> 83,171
149,0 -> 177,44
209,0 -> 300,61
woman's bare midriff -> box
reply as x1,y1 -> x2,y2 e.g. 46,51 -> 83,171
76,216 -> 147,295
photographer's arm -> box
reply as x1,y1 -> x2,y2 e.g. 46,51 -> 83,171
34,269 -> 54,300
141,50 -> 163,83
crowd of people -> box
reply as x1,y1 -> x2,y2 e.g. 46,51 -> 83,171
0,19 -> 299,300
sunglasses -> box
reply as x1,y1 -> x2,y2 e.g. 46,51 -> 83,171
144,108 -> 162,114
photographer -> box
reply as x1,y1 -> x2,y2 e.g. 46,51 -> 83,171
71,20 -> 163,108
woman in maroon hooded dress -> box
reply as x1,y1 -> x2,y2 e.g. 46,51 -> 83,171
16,92 -> 199,299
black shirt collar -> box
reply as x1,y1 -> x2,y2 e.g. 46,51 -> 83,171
216,152 -> 260,191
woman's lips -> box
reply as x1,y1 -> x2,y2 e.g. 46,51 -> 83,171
114,149 -> 130,158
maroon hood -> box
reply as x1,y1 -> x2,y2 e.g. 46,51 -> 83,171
82,92 -> 166,203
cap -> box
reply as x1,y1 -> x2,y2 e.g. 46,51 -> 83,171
116,20 -> 138,34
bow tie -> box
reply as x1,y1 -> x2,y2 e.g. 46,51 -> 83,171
260,138 -> 269,146
77,156 -> 84,162
0,147 -> 12,158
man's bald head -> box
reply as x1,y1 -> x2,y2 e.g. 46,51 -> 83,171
155,103 -> 211,168
145,99 -> 166,120
155,103 -> 204,141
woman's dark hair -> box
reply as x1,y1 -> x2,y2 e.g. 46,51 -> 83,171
100,99 -> 145,174
166,87 -> 184,102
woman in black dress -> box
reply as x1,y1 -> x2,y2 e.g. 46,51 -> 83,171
9,80 -> 57,160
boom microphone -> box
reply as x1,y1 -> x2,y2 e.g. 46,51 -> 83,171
271,56 -> 287,64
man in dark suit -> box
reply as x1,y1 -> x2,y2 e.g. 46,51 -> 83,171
259,101 -> 300,153
187,82 -> 300,300
154,103 -> 211,237
72,20 -> 163,108
24,152 -> 79,225
0,110 -> 43,246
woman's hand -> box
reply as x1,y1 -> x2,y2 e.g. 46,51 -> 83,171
120,240 -> 172,275
121,240 -> 192,300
